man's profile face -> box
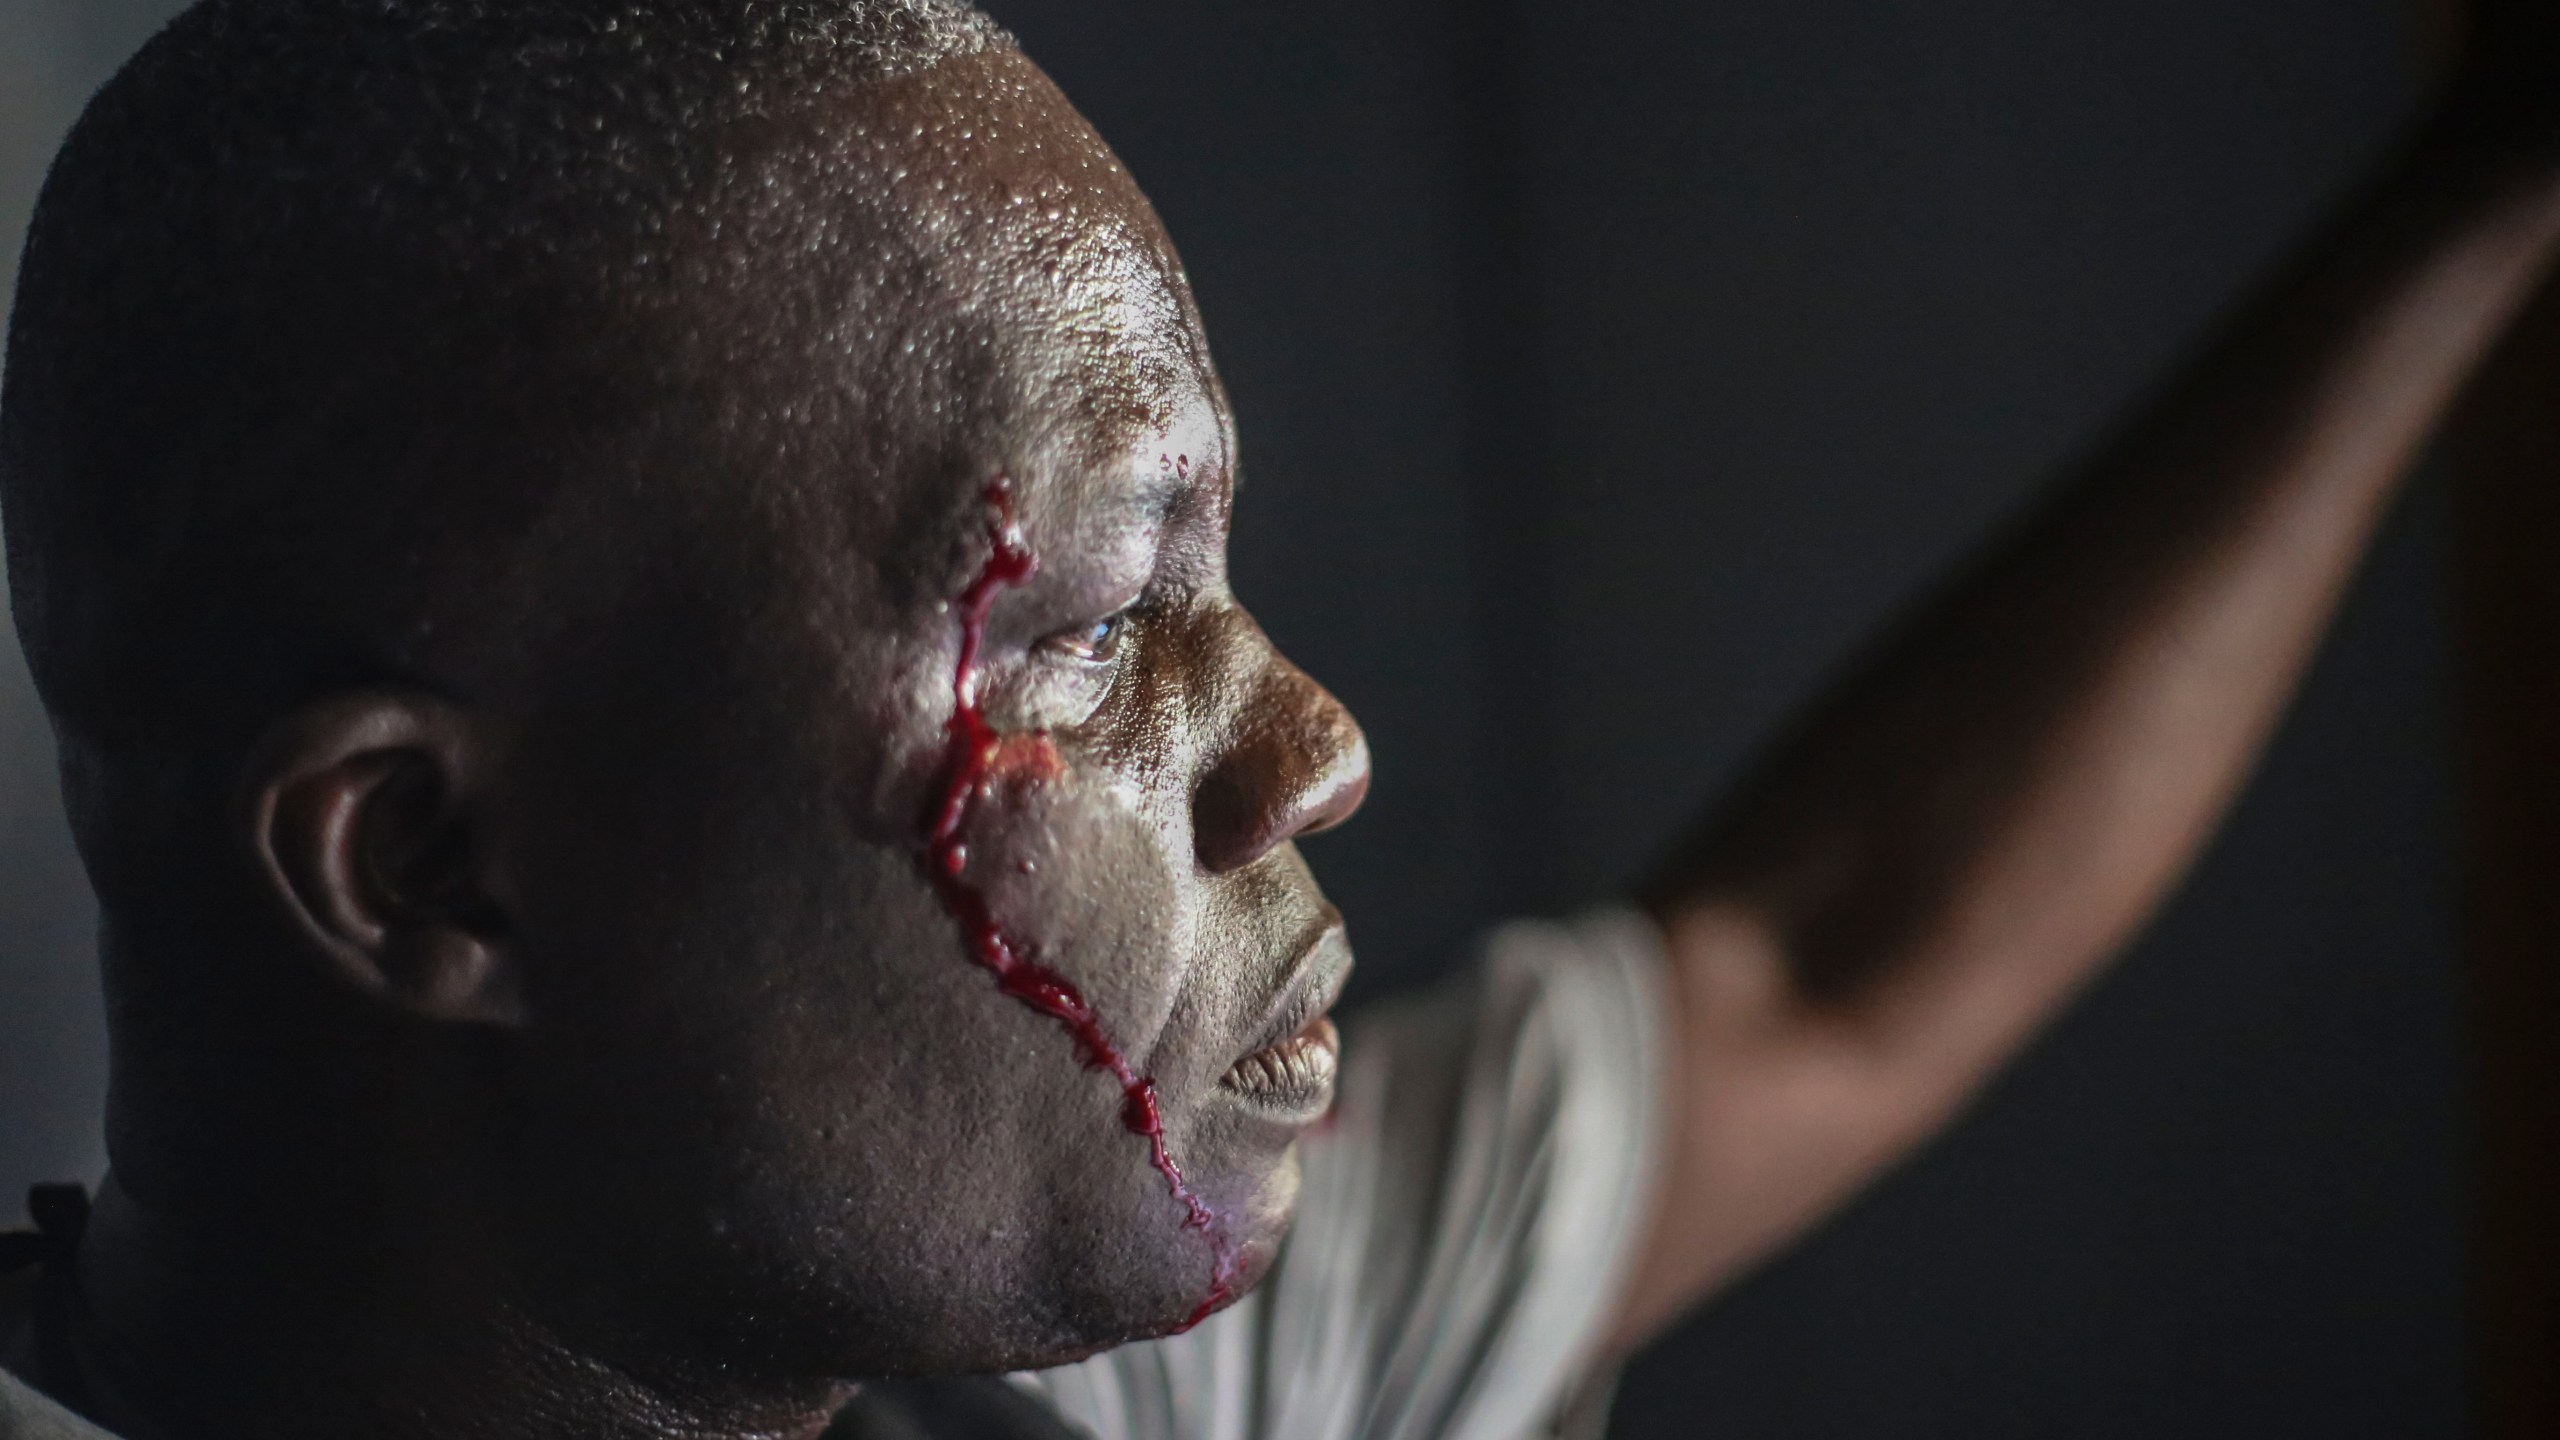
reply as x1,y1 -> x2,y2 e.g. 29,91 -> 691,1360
456,46 -> 1369,1376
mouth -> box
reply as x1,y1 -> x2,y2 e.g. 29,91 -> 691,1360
1219,915 -> 1351,1124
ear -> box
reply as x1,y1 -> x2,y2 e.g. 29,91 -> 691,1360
246,692 -> 524,1028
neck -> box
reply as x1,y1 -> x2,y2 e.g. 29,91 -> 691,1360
61,1170 -> 854,1440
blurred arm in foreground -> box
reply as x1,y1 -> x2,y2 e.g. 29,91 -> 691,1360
1617,6 -> 2560,1346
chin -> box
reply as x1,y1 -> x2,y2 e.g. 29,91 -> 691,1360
1064,1151 -> 1307,1358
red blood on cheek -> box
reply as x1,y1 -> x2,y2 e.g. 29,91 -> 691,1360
922,483 -> 1239,1333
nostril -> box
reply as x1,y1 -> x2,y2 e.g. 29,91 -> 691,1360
1193,729 -> 1370,874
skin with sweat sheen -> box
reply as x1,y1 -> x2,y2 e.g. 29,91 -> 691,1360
24,1 -> 2560,1437
925,480 -> 1265,1332
90,37 -> 1369,1399
594,50 -> 1374,1366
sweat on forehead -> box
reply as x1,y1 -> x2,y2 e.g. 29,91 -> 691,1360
1,0 -> 1211,765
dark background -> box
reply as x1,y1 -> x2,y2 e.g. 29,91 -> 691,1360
0,0 -> 2476,1434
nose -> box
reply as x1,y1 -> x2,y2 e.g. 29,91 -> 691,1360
1193,649 -> 1370,876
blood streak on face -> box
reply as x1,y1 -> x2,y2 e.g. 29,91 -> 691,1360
924,483 -> 1241,1332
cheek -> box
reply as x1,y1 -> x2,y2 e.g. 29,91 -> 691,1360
495,640 -> 1246,1363
534,765 -> 1203,1366
986,731 -> 1068,787
957,739 -> 1197,1055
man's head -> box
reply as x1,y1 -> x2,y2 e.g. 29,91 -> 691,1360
2,0 -> 1366,1386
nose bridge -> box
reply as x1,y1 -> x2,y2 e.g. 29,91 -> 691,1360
1190,610 -> 1369,876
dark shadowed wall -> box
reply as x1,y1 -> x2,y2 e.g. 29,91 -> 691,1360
1,0 -> 2472,1434
0,0 -> 188,1242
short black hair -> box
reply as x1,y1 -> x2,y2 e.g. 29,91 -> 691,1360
1,0 -> 1011,773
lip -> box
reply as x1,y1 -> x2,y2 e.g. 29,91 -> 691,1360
1218,912 -> 1351,1124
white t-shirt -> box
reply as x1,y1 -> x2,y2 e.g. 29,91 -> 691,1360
0,911 -> 1672,1440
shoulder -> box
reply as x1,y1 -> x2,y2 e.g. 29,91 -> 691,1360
0,1369 -> 112,1440
0,1272 -> 114,1440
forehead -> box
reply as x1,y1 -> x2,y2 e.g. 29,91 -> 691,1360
778,50 -> 1231,521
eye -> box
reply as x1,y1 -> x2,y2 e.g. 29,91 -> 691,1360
1041,611 -> 1129,664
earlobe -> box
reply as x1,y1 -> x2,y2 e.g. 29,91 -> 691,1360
247,693 -> 526,1028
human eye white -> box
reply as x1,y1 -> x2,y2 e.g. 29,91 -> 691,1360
1038,609 -> 1130,665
